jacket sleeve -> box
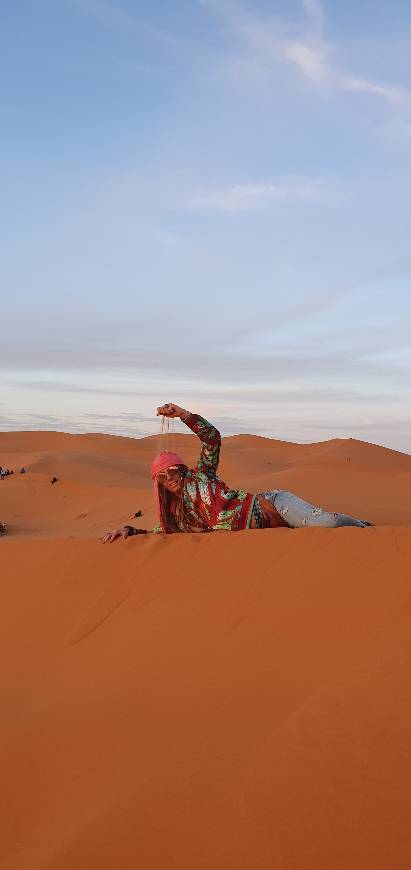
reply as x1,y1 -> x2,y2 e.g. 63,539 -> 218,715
183,413 -> 221,476
123,526 -> 149,535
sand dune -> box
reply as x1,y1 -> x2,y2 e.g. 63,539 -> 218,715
1,429 -> 411,536
1,430 -> 410,869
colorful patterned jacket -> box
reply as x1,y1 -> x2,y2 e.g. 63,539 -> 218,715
152,414 -> 255,533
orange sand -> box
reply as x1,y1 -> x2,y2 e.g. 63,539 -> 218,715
1,430 -> 411,869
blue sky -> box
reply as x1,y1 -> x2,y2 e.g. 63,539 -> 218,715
1,0 -> 410,452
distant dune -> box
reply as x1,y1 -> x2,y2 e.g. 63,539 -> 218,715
1,430 -> 410,869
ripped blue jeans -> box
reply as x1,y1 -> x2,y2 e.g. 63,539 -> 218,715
258,490 -> 371,529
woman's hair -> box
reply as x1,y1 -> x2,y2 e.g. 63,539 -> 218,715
157,465 -> 188,533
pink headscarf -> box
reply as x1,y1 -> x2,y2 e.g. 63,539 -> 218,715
150,451 -> 186,531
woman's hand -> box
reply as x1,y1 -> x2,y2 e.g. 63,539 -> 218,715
156,403 -> 189,420
102,526 -> 131,543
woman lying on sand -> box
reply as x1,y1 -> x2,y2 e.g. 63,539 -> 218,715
103,404 -> 372,542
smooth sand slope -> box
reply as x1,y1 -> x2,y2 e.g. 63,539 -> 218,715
1,430 -> 411,870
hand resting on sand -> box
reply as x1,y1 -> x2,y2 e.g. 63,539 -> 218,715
102,526 -> 148,543
102,527 -> 131,543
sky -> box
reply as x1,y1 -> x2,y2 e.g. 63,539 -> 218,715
1,0 -> 410,452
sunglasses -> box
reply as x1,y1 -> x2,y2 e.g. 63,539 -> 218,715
156,465 -> 182,484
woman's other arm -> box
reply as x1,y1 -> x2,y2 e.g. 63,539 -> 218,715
102,526 -> 151,543
156,403 -> 190,421
156,403 -> 221,475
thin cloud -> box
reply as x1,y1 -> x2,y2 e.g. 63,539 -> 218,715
282,39 -> 328,85
340,75 -> 407,105
6,379 -> 401,406
189,177 -> 339,212
5,381 -> 142,398
2,335 -> 410,385
205,0 -> 410,107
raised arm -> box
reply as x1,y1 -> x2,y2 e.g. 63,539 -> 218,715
156,403 -> 221,475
